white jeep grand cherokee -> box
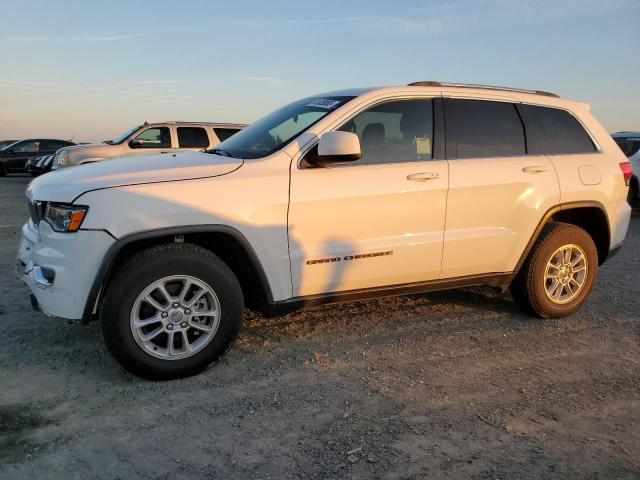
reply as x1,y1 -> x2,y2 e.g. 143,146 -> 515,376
18,82 -> 633,379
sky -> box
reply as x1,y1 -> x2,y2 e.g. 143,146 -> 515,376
0,0 -> 639,142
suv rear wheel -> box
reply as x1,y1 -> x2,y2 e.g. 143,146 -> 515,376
510,222 -> 598,318
100,243 -> 244,380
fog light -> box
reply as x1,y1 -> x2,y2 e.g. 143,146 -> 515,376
33,265 -> 55,286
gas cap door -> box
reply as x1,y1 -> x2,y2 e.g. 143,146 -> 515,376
578,165 -> 601,185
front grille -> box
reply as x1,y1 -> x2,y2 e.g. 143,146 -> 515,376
28,200 -> 45,225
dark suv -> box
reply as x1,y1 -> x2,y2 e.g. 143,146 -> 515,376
0,139 -> 75,176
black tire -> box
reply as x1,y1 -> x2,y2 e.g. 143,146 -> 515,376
100,243 -> 244,380
510,222 -> 598,318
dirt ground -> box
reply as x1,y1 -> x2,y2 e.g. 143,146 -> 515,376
1,174 -> 639,480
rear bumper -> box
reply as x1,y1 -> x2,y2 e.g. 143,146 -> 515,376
16,220 -> 115,320
608,199 -> 632,251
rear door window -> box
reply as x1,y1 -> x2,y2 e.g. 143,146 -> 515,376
177,127 -> 210,148
444,99 -> 526,158
519,105 -> 595,154
214,128 -> 242,142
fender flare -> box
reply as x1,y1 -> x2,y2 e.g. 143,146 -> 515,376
507,200 -> 611,285
81,224 -> 273,323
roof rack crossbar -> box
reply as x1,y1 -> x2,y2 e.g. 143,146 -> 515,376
407,81 -> 559,98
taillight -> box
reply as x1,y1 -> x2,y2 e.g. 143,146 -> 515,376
620,162 -> 633,186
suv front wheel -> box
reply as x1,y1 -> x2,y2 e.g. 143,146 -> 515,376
100,243 -> 244,380
510,222 -> 598,318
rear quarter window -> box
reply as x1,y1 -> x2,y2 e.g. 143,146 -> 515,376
214,128 -> 242,142
520,105 -> 596,155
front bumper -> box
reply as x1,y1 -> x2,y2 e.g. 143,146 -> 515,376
16,220 -> 115,320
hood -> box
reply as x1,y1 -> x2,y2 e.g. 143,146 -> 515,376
61,142 -> 102,151
63,142 -> 120,162
27,151 -> 243,203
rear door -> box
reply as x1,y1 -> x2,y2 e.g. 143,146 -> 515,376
518,105 -> 604,205
441,98 -> 560,278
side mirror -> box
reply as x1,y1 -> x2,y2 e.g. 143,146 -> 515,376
315,131 -> 361,165
129,139 -> 142,149
7,148 -> 15,154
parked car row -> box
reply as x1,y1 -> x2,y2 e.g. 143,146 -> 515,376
51,121 -> 245,170
0,121 -> 245,177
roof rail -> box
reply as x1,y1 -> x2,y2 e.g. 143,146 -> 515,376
161,121 -> 247,126
407,81 -> 559,98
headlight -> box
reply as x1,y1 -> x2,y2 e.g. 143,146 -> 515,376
43,203 -> 88,232
53,150 -> 69,168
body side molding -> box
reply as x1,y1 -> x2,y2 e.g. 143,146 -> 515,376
267,273 -> 512,316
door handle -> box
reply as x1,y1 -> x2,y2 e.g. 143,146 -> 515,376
407,172 -> 440,182
522,166 -> 549,174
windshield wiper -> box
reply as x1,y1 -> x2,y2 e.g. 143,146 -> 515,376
102,140 -> 113,144
206,148 -> 231,157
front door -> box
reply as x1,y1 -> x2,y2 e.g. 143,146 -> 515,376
124,126 -> 173,158
288,98 -> 448,297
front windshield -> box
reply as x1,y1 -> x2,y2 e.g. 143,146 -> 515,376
0,140 -> 18,150
108,125 -> 142,144
210,96 -> 355,159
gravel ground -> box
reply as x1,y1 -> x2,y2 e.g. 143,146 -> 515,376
1,174 -> 639,480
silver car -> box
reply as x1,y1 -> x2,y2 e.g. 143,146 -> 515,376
52,121 -> 245,169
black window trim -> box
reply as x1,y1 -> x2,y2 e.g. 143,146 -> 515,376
297,95 -> 445,170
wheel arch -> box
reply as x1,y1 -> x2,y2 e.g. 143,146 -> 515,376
510,201 -> 611,284
82,225 -> 274,323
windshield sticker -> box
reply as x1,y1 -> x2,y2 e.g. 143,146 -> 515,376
306,99 -> 342,110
